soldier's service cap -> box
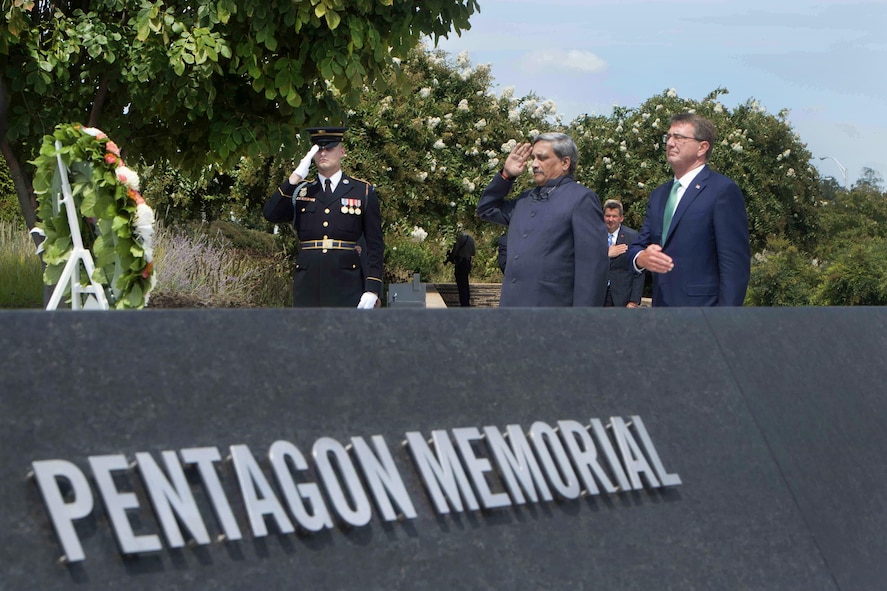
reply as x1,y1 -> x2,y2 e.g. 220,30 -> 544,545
306,126 -> 347,148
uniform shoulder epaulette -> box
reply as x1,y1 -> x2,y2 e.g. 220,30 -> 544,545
347,176 -> 375,197
348,176 -> 373,187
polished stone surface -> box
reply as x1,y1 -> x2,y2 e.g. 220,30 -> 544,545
2,307 -> 884,590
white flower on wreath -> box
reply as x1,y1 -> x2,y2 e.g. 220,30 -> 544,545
134,203 -> 155,260
116,166 -> 140,191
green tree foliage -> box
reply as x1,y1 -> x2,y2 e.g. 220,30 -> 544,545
814,241 -> 887,306
0,0 -> 479,228
747,236 -> 821,306
854,167 -> 885,192
0,157 -> 20,224
802,178 -> 887,305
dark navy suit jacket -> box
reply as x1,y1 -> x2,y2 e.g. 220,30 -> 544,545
478,174 -> 608,307
628,166 -> 750,307
608,225 -> 645,307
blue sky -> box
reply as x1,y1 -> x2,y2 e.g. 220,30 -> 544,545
436,0 -> 887,187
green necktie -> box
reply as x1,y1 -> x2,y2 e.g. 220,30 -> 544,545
662,180 -> 680,245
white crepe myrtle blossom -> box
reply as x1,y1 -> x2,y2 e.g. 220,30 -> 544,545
410,226 -> 428,243
419,87 -> 431,99
474,118 -> 487,130
457,99 -> 470,112
666,88 -> 678,98
456,50 -> 471,68
433,139 -> 446,150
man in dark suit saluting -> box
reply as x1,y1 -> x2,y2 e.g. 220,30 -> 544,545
628,113 -> 750,306
477,133 -> 608,307
603,199 -> 644,308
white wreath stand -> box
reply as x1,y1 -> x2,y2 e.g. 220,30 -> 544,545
45,140 -> 110,311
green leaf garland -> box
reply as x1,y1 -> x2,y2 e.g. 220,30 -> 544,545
32,123 -> 156,309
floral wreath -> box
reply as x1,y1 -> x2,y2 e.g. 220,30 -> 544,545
32,123 -> 156,309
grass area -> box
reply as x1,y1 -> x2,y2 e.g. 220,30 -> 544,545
0,222 -> 43,308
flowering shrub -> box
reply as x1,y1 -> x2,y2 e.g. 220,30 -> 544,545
344,44 -> 554,278
31,123 -> 156,308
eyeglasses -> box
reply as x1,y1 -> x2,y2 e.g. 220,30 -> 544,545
662,133 -> 701,143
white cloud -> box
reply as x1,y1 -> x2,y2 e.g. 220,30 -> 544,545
522,49 -> 607,74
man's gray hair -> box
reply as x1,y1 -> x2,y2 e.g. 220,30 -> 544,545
532,132 -> 579,175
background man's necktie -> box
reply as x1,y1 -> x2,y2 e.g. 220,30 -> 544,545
662,180 -> 681,245
608,233 -> 615,247
324,178 -> 332,196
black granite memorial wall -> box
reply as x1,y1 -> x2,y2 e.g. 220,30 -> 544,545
1,308 -> 885,590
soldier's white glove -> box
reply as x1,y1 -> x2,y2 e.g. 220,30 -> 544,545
291,145 -> 320,181
357,292 -> 379,309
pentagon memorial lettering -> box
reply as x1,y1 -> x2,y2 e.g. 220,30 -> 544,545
30,415 -> 679,563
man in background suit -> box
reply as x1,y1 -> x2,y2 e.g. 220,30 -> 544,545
446,231 -> 476,306
628,113 -> 750,306
603,199 -> 644,308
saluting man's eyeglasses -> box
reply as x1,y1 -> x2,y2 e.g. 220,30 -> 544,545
662,133 -> 702,143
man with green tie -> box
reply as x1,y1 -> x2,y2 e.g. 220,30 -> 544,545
627,113 -> 750,306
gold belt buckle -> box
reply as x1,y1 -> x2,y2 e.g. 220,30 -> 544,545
322,238 -> 334,250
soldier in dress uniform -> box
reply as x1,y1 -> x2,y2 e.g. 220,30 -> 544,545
263,127 -> 384,308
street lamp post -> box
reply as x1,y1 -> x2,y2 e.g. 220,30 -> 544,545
819,156 -> 848,188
